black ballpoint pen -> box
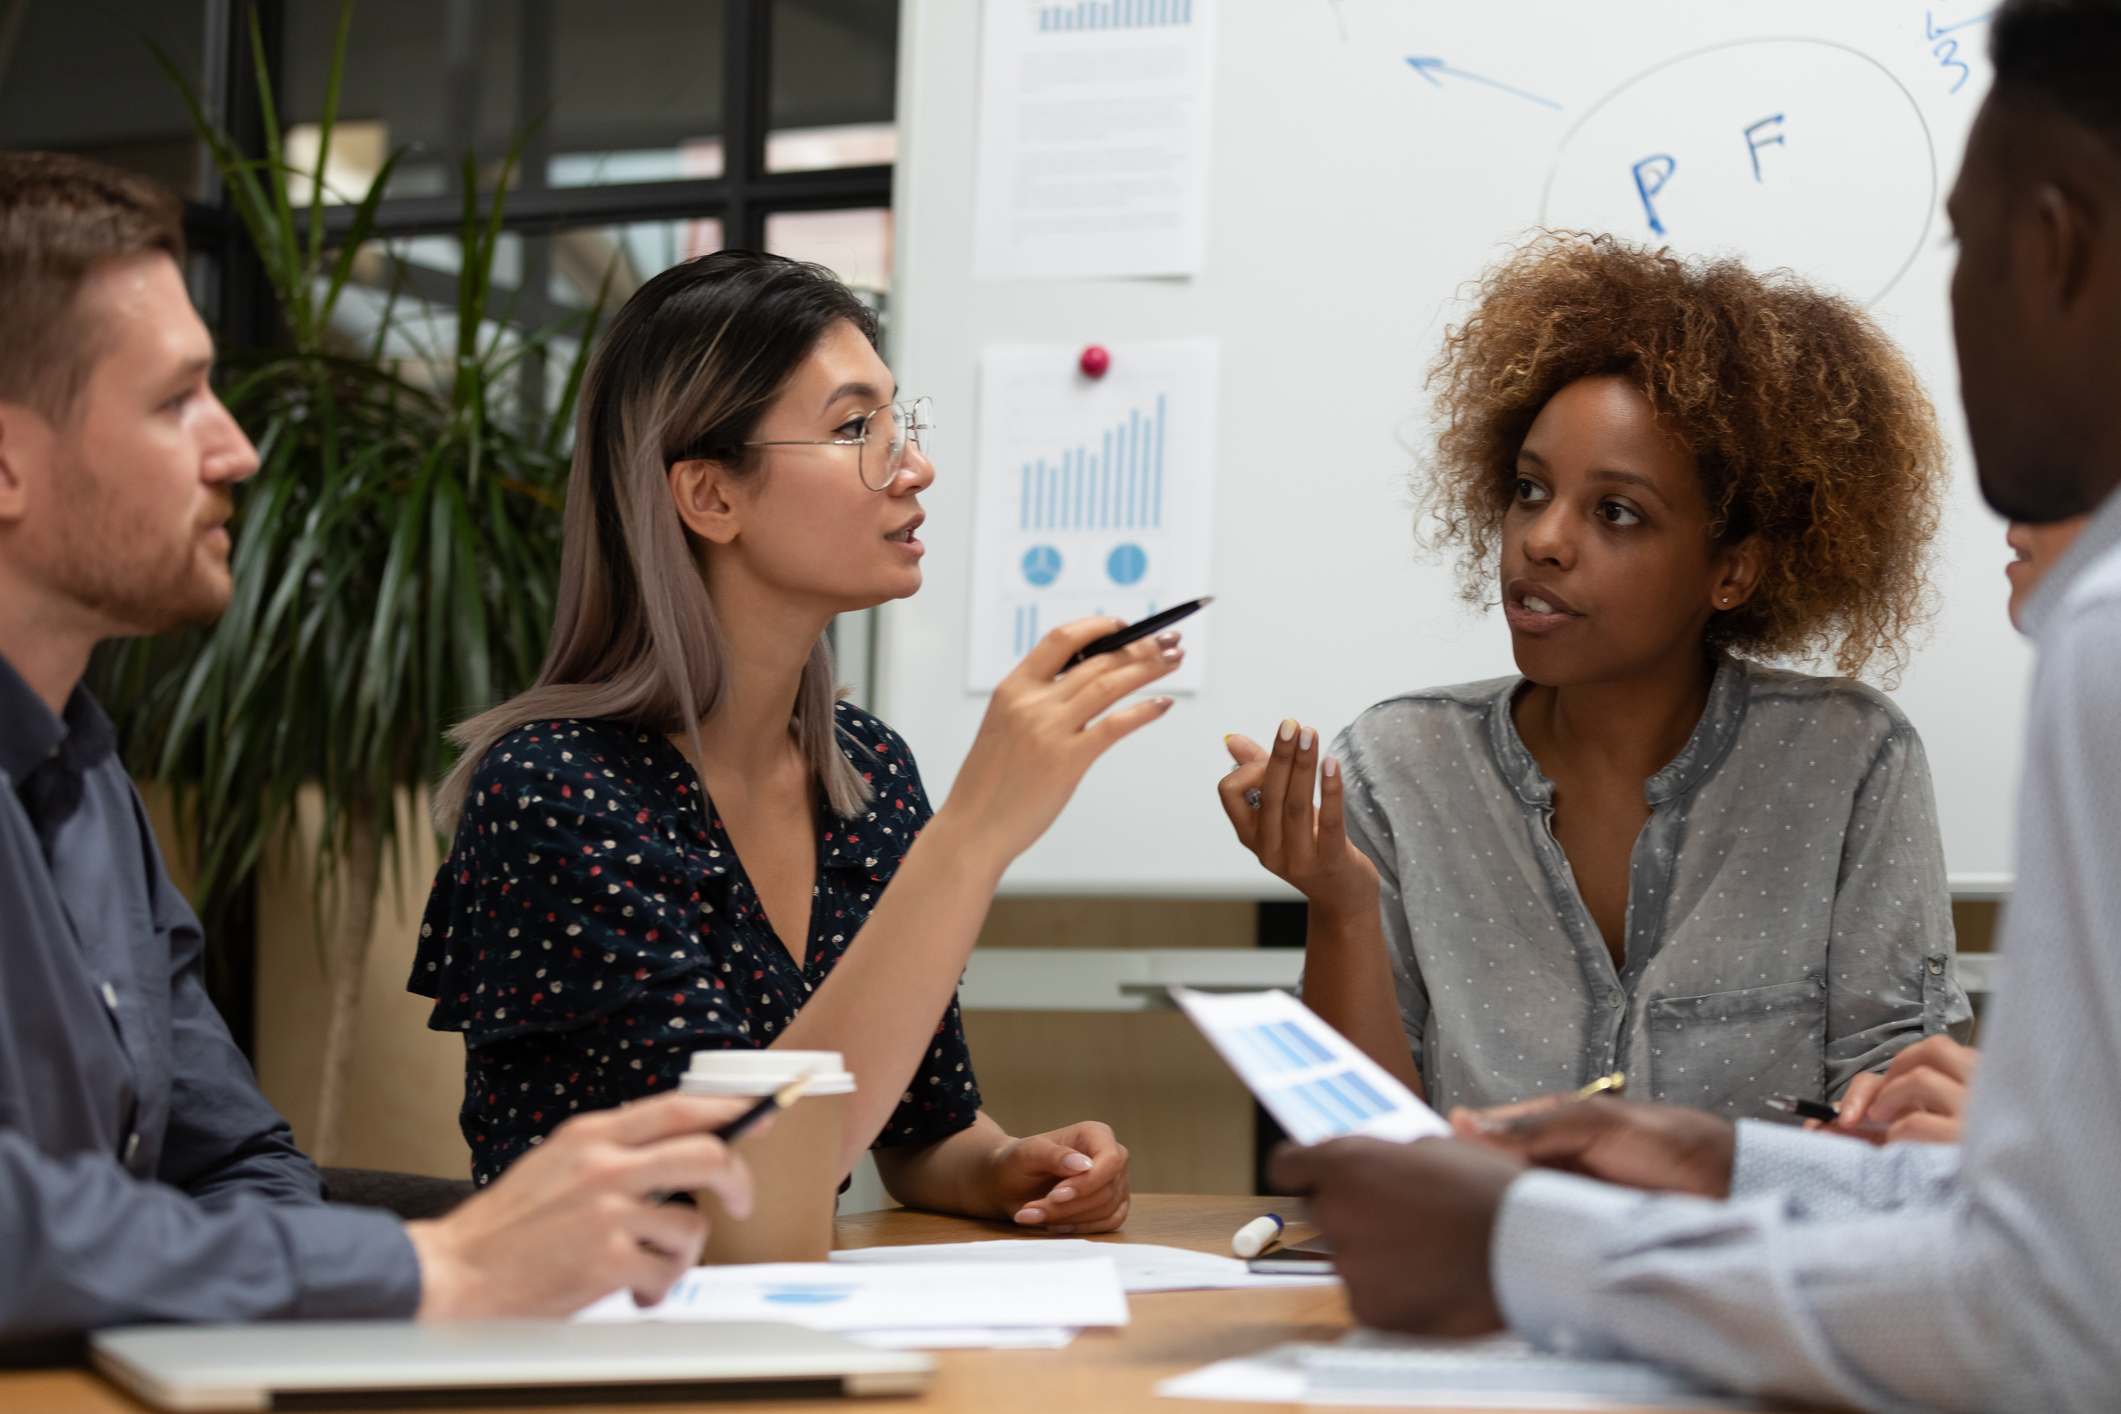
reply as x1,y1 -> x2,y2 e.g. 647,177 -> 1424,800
714,1073 -> 813,1143
1062,596 -> 1212,670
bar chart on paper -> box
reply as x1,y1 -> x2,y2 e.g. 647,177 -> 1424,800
1037,0 -> 1194,31
1173,988 -> 1450,1148
970,341 -> 1216,692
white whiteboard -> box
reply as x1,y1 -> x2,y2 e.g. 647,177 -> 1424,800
884,0 -> 2022,897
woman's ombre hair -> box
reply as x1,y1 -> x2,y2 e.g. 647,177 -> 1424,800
435,251 -> 878,833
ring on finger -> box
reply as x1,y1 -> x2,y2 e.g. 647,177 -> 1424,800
1245,788 -> 1262,809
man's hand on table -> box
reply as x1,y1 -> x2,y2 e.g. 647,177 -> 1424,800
405,1093 -> 755,1319
1268,1137 -> 1521,1336
1453,1095 -> 1737,1198
1268,1094 -> 1742,1336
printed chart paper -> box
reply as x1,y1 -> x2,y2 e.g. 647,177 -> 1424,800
1173,988 -> 1450,1146
832,1238 -> 1336,1291
574,1257 -> 1128,1336
973,0 -> 1216,280
968,340 -> 1216,692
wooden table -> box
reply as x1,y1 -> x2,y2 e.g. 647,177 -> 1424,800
0,1195 -> 1348,1414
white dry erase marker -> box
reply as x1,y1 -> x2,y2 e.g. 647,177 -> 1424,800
1232,1213 -> 1284,1259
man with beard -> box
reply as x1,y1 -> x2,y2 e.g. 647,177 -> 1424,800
0,151 -> 754,1358
1271,2 -> 2121,1409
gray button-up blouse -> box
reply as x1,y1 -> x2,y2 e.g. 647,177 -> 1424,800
1333,654 -> 1971,1118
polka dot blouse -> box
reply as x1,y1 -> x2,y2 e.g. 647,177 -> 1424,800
410,702 -> 981,1185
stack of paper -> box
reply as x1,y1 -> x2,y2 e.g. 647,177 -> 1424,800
1157,1332 -> 1754,1410
831,1238 -> 1338,1292
575,1256 -> 1128,1351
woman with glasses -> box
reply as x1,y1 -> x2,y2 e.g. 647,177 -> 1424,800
412,252 -> 1179,1230
1217,235 -> 1970,1122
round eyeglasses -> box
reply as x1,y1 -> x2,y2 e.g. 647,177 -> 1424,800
743,396 -> 934,491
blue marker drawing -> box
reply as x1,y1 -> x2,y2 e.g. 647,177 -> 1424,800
1022,545 -> 1062,587
1924,7 -> 1995,39
1744,114 -> 1785,182
1925,8 -> 1994,93
1631,155 -> 1676,235
1404,56 -> 1561,111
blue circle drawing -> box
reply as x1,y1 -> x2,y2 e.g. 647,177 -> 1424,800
1106,543 -> 1147,586
1021,545 -> 1062,587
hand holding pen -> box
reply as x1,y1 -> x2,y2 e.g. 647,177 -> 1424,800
1780,1035 -> 1979,1146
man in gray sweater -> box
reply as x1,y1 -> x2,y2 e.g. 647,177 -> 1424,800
1274,2 -> 2121,1409
0,150 -> 754,1359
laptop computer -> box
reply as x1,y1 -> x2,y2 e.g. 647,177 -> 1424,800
90,1320 -> 934,1410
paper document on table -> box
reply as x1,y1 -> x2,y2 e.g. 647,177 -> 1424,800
574,1258 -> 1128,1340
973,0 -> 1216,280
832,1238 -> 1336,1291
1158,1332 -> 1757,1409
968,340 -> 1216,692
1173,988 -> 1450,1146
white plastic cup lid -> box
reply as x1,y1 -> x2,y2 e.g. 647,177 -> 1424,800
679,1048 -> 856,1096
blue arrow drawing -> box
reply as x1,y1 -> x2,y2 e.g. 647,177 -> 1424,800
1404,56 -> 1561,110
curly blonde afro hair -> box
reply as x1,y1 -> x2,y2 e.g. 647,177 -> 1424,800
1423,233 -> 1946,682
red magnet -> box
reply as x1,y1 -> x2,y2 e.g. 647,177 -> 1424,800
1078,344 -> 1111,379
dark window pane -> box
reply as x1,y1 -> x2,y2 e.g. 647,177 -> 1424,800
0,1 -> 207,196
331,217 -> 716,423
282,0 -> 517,198
282,0 -> 727,195
768,0 -> 896,173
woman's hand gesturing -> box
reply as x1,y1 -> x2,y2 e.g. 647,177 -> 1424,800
1218,722 -> 1379,918
937,619 -> 1182,872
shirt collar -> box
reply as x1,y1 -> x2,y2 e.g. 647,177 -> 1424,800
2021,482 -> 2121,643
0,652 -> 116,788
1487,651 -> 1749,809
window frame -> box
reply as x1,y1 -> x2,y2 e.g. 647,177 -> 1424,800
184,0 -> 894,348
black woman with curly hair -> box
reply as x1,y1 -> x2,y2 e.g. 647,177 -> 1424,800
1218,234 -> 1971,1120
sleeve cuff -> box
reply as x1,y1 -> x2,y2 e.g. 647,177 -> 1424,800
1729,1119 -> 1960,1219
1729,1118 -> 1830,1199
276,1203 -> 423,1319
1490,1168 -> 1651,1359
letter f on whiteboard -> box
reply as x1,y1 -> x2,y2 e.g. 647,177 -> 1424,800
1632,154 -> 1676,235
1745,113 -> 1786,181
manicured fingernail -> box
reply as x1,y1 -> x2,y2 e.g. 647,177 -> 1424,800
1155,697 -> 1175,709
1050,1186 -> 1077,1202
1016,1207 -> 1045,1225
1155,630 -> 1181,648
1063,1152 -> 1094,1173
1223,734 -> 1234,744
1051,1225 -> 1075,1234
1298,727 -> 1314,751
1279,719 -> 1296,742
1162,647 -> 1182,662
1322,754 -> 1340,778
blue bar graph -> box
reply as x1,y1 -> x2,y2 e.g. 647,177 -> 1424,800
1038,0 -> 1191,31
1237,1020 -> 1340,1076
1012,602 -> 1041,657
1278,1069 -> 1396,1138
1018,395 -> 1166,532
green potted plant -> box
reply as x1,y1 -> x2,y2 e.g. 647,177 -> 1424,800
96,2 -> 605,1162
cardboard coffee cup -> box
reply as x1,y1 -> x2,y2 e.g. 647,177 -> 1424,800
681,1049 -> 855,1264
